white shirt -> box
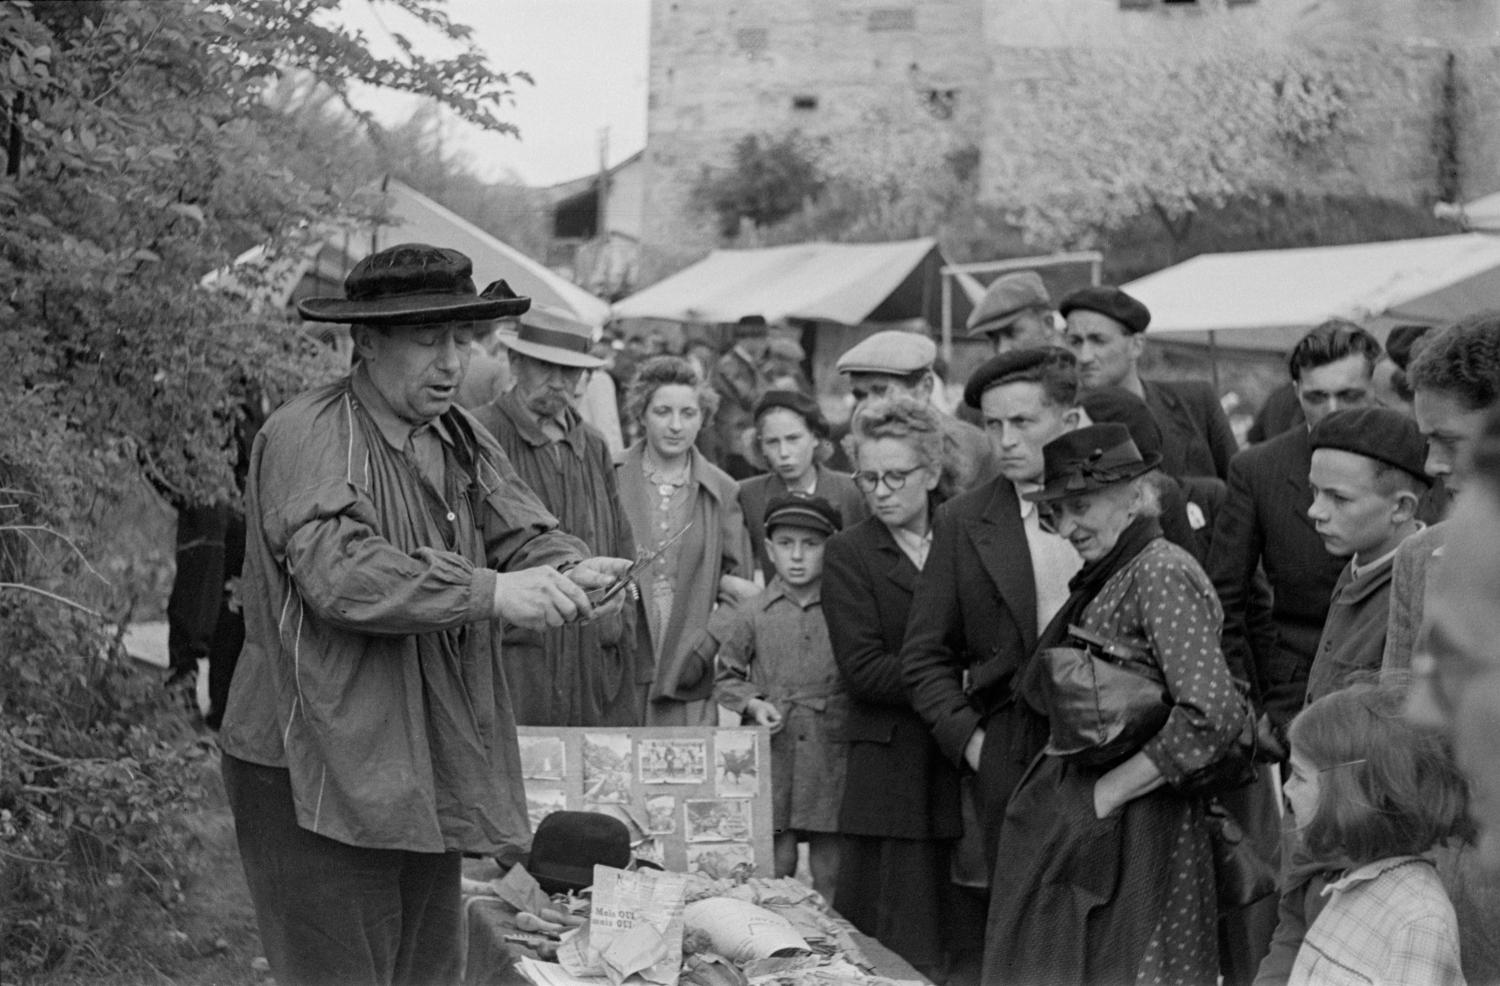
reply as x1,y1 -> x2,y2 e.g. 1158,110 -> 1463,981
1016,481 -> 1082,629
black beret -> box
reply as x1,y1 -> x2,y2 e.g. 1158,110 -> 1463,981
1058,286 -> 1151,335
963,346 -> 1077,409
1079,386 -> 1164,460
753,389 -> 829,439
763,494 -> 842,537
1309,407 -> 1430,486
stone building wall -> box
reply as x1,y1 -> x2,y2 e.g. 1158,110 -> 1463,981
641,0 -> 1500,282
642,0 -> 986,280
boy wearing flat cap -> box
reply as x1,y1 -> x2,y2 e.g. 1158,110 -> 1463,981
218,243 -> 632,986
714,495 -> 847,901
1304,406 -> 1430,703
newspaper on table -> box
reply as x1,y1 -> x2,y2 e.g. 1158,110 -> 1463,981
558,865 -> 687,986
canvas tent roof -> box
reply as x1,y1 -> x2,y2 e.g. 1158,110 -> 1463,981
203,178 -> 610,326
1124,233 -> 1500,352
612,238 -> 973,326
1444,190 -> 1500,232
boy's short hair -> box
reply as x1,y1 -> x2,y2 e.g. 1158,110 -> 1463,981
763,494 -> 841,539
1409,312 -> 1500,412
1290,680 -> 1471,866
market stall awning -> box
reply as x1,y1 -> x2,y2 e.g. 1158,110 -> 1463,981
370,179 -> 610,325
612,238 -> 971,326
203,179 -> 611,327
1124,233 -> 1500,352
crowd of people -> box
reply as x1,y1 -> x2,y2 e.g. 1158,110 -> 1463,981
194,241 -> 1500,986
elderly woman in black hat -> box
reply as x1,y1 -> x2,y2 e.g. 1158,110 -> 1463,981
738,389 -> 868,582
982,423 -> 1247,986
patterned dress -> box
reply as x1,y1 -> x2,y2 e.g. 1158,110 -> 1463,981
983,537 -> 1243,986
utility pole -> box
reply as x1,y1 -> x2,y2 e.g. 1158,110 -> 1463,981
596,126 -> 611,239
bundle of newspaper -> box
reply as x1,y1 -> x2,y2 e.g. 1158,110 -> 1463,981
558,866 -> 687,986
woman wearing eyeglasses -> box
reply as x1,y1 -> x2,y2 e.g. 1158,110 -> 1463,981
821,397 -> 982,979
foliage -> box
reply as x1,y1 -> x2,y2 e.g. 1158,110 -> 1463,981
764,94 -> 980,246
0,593 -> 214,978
984,32 -> 1360,257
690,131 -> 827,238
0,0 -> 521,976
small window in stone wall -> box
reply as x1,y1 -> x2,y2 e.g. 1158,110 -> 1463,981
792,95 -> 818,111
736,27 -> 768,53
868,8 -> 916,31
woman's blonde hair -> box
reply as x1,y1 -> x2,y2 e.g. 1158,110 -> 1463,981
850,396 -> 957,501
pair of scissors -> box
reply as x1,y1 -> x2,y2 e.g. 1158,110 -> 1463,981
588,521 -> 694,605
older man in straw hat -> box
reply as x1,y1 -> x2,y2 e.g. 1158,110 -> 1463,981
473,305 -> 648,726
218,243 -> 632,986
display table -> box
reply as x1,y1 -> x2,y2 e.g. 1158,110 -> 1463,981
459,862 -> 928,985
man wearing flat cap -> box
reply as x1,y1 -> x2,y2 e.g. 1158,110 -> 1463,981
472,305 -> 647,727
1303,406 -> 1430,703
836,329 -> 1000,493
903,347 -> 1084,872
1061,285 -> 1238,498
218,243 -> 632,986
966,271 -> 1060,354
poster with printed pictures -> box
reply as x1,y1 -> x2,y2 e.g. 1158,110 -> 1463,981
525,785 -> 567,828
518,735 -> 566,781
515,726 -> 772,876
582,733 -> 633,803
638,737 -> 708,785
713,729 -> 758,798
687,841 -> 756,880
684,799 -> 753,843
635,837 -> 666,868
646,795 -> 676,835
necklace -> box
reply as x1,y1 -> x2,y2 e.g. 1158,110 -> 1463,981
643,455 -> 690,499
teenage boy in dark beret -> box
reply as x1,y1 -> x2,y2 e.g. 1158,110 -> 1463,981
1303,407 -> 1429,703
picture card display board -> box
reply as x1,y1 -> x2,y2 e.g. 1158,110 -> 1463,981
516,726 -> 773,880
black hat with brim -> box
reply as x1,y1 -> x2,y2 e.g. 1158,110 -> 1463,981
1025,423 -> 1162,503
297,243 -> 531,325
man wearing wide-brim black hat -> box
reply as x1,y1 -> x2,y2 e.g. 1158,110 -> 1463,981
217,243 -> 632,986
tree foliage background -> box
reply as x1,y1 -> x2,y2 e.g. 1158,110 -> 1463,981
0,1 -> 526,975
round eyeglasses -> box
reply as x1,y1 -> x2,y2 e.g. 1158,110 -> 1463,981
852,465 -> 925,493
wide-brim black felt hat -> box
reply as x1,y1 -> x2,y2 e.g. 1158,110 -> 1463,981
1025,423 -> 1162,503
297,243 -> 531,325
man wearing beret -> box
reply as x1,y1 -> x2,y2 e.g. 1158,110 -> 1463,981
835,329 -> 1000,493
903,347 -> 1083,872
472,305 -> 647,727
966,271 -> 1060,354
1060,285 -> 1238,498
1303,407 -> 1430,702
218,243 -> 632,986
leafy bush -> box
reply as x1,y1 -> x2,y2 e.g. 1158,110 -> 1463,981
0,597 -> 212,978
